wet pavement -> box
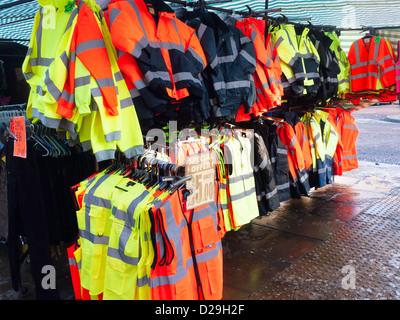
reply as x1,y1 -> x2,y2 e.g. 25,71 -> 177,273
1,103 -> 400,300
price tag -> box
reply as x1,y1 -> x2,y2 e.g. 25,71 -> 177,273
10,116 -> 27,159
184,151 -> 215,210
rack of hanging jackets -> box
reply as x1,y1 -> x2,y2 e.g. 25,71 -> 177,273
22,0 -> 144,162
67,151 -> 223,300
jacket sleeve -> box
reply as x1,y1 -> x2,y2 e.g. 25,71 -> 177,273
73,2 -> 119,116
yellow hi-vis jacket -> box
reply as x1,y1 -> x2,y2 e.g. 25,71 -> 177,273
22,0 -> 79,129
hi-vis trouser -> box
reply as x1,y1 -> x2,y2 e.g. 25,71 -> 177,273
224,135 -> 259,229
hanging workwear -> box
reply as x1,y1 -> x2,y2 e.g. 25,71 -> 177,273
108,0 -> 207,119
103,178 -> 154,300
347,36 -> 396,92
395,40 -> 400,94
308,29 -> 341,103
301,110 -> 339,188
277,120 -> 310,197
22,0 -> 79,129
224,134 -> 259,229
253,130 -> 280,215
182,9 -> 257,118
270,24 -> 320,98
76,172 -> 127,296
326,32 -> 350,97
279,112 -> 311,197
236,17 -> 283,116
335,108 -> 359,172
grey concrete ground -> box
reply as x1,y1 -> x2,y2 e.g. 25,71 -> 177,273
0,103 -> 399,300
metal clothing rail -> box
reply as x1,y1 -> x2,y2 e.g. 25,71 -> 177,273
166,0 -> 282,17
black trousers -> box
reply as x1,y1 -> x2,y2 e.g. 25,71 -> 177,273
6,139 -> 60,299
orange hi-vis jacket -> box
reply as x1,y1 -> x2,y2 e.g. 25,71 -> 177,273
108,0 -> 207,115
276,121 -> 310,195
57,0 -> 119,119
236,18 -> 283,117
348,36 -> 396,92
325,107 -> 359,173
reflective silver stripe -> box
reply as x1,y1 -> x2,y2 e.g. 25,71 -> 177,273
274,36 -> 284,48
210,56 -> 218,69
60,51 -> 69,69
61,89 -> 74,104
30,57 -> 54,67
75,75 -> 91,88
131,36 -> 148,57
105,131 -> 121,142
120,97 -> 133,109
230,186 -> 256,202
343,124 -> 358,130
45,69 -> 62,99
257,188 -> 278,201
114,71 -> 124,82
64,7 -> 78,33
240,50 -> 256,67
94,149 -> 116,162
97,77 -> 115,88
373,40 -> 380,62
283,28 -> 295,50
76,39 -> 106,54
338,79 -> 349,85
354,40 -> 360,65
289,135 -> 297,148
277,148 -> 287,155
228,172 -> 253,184
187,46 -> 206,69
240,35 -> 251,44
122,144 -> 144,159
109,7 -> 121,29
343,155 -> 358,160
384,65 -> 395,73
91,87 -> 102,97
313,132 -> 321,141
79,229 -> 109,245
144,71 -> 170,82
197,23 -> 207,42
172,72 -> 201,86
107,247 -> 139,265
259,155 -> 270,170
378,54 -> 393,66
214,80 -> 250,90
276,182 -> 289,190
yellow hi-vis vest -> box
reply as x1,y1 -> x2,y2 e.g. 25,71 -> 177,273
103,179 -> 153,300
225,134 -> 259,229
76,173 -> 126,296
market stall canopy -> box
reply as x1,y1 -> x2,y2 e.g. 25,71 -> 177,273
1,0 -> 400,47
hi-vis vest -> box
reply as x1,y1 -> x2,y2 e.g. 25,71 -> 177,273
224,134 -> 259,229
103,179 -> 154,300
76,173 -> 126,296
348,36 -> 396,92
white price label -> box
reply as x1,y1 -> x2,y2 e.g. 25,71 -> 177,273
185,151 -> 215,210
